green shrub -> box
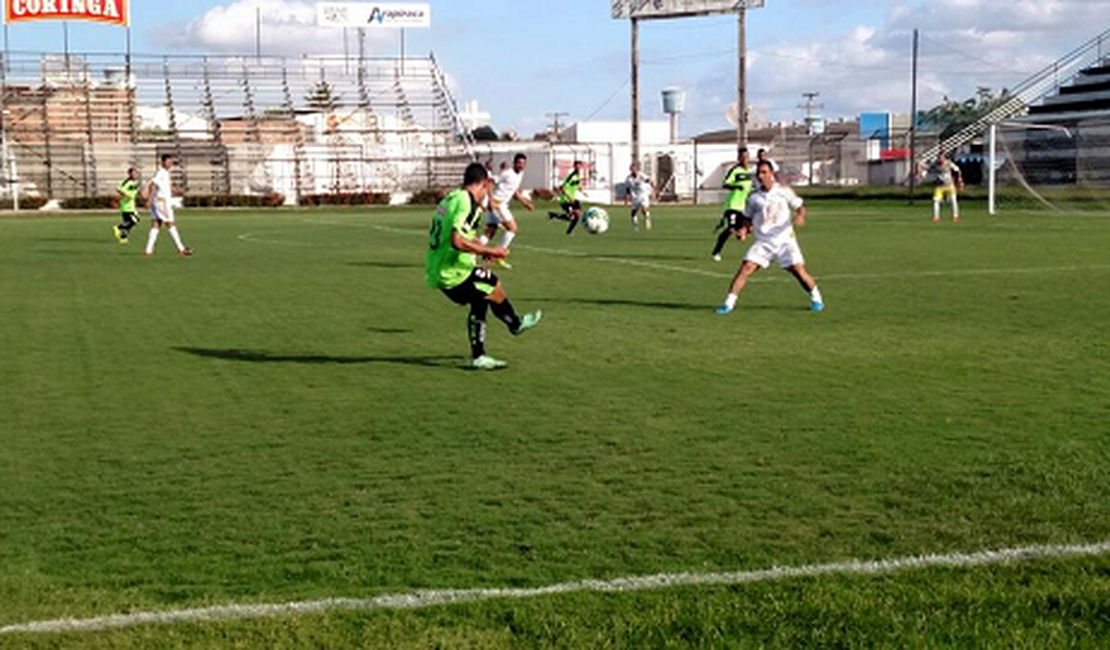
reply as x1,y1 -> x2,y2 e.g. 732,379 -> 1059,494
407,188 -> 447,205
298,192 -> 391,207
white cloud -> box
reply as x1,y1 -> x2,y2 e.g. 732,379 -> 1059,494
689,0 -> 1110,128
166,0 -> 394,56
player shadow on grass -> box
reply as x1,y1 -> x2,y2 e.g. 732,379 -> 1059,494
175,347 -> 459,368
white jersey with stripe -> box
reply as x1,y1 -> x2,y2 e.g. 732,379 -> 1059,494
744,183 -> 803,243
491,169 -> 523,205
151,168 -> 174,219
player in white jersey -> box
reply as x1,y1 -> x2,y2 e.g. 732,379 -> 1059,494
482,153 -> 533,268
142,154 -> 193,257
624,162 -> 655,231
716,160 -> 824,314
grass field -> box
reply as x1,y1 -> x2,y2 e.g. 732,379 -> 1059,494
1,199 -> 1109,647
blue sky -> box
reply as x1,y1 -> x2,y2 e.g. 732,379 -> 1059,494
5,0 -> 1108,136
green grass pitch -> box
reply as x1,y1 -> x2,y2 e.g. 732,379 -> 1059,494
1,200 -> 1109,647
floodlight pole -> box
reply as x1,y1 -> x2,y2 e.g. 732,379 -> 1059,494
631,17 -> 640,167
737,8 -> 747,157
909,28 -> 919,204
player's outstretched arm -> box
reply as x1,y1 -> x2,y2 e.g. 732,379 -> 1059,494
451,231 -> 507,259
794,205 -> 808,228
515,189 -> 534,211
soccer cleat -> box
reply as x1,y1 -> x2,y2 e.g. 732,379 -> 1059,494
494,257 -> 513,270
810,300 -> 825,313
512,310 -> 542,336
178,248 -> 195,257
471,354 -> 508,370
113,226 -> 125,243
952,215 -> 961,223
715,303 -> 734,315
712,254 -> 722,262
932,216 -> 940,223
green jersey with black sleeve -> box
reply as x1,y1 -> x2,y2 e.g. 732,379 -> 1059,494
722,164 -> 754,212
118,178 -> 140,213
425,188 -> 483,290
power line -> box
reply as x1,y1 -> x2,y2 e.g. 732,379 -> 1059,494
918,33 -> 1026,76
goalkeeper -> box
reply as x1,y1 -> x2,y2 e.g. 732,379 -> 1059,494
547,160 -> 585,234
113,168 -> 142,243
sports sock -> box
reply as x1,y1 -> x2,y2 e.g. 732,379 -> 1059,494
723,293 -> 738,309
951,195 -> 960,218
478,235 -> 490,245
810,286 -> 823,303
933,200 -> 941,220
168,226 -> 186,252
499,230 -> 516,248
468,300 -> 489,359
712,229 -> 732,256
566,216 -> 580,234
145,227 -> 159,254
491,298 -> 521,332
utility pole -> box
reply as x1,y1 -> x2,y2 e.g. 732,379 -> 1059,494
256,6 -> 262,62
546,112 -> 569,142
909,28 -> 919,204
799,92 -> 822,133
799,92 -> 823,185
631,17 -> 640,165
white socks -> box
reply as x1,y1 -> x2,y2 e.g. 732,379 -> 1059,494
478,235 -> 490,245
933,200 -> 941,220
950,195 -> 960,218
723,293 -> 738,309
810,286 -> 823,303
145,227 -> 159,254
168,226 -> 185,252
499,230 -> 516,248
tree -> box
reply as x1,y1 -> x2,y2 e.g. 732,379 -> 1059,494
919,87 -> 1012,140
305,81 -> 342,113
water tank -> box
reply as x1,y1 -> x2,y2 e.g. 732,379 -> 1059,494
661,87 -> 686,115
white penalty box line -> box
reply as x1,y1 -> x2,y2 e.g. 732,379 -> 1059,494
2,540 -> 1109,635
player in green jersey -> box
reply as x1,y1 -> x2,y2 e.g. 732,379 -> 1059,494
547,160 -> 585,234
426,162 -> 542,370
113,168 -> 142,243
711,149 -> 754,262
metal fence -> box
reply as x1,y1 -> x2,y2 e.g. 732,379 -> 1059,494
0,49 -> 475,202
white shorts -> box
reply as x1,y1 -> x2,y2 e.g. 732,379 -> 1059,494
631,198 -> 650,212
743,237 -> 805,269
151,208 -> 175,224
485,202 -> 514,227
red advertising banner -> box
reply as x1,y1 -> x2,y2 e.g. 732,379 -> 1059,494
4,0 -> 130,27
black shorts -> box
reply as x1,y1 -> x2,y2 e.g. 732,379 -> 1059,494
121,211 -> 138,224
559,199 -> 582,213
441,267 -> 499,305
722,209 -> 748,231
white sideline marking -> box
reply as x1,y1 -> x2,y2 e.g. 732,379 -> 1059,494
2,540 -> 1108,635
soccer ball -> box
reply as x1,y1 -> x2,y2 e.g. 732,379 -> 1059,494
583,207 -> 609,234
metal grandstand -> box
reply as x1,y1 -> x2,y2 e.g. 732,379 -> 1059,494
0,48 -> 476,201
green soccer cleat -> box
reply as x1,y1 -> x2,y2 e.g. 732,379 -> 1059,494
471,355 -> 508,370
512,310 -> 542,336
113,226 -> 125,243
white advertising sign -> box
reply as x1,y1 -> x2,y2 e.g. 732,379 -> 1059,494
317,2 -> 430,29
